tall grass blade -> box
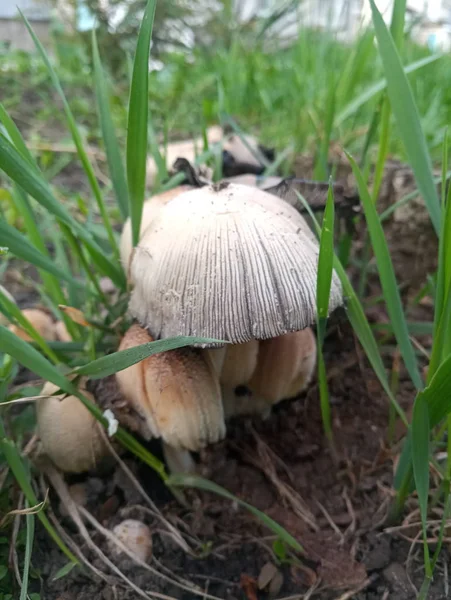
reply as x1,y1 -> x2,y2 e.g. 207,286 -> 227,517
19,10 -> 120,259
296,191 -> 407,425
316,183 -> 335,439
126,0 -> 157,245
369,0 -> 441,234
168,474 -> 304,554
347,152 -> 423,390
92,30 -> 129,220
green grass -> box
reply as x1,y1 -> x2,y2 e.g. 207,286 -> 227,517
1,0 -> 451,597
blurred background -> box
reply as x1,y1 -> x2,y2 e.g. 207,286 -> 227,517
0,0 -> 451,191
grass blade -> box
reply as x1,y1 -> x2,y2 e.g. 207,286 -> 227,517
167,474 -> 304,554
19,10 -> 120,260
126,0 -> 157,245
369,0 -> 441,234
296,191 -> 407,425
347,152 -> 423,390
92,30 -> 129,220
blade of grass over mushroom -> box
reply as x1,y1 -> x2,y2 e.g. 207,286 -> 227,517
167,474 -> 304,554
92,30 -> 129,220
346,152 -> 423,391
334,54 -> 442,127
126,0 -> 156,246
74,336 -> 225,379
0,135 -> 125,287
0,326 -> 169,479
296,191 -> 408,425
411,394 -> 432,576
369,0 -> 441,235
19,10 -> 120,261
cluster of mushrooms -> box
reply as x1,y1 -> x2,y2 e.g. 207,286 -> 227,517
32,131 -> 344,477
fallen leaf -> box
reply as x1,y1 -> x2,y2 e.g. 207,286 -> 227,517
59,305 -> 90,327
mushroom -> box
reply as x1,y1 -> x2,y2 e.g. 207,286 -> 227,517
115,324 -> 225,473
128,182 -> 342,343
119,185 -> 192,276
9,308 -> 57,342
37,380 -> 108,473
110,519 -> 152,562
249,328 -> 317,408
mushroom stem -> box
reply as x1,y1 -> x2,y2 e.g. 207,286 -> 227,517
162,443 -> 197,475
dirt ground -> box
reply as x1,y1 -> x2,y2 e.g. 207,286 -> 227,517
5,156 -> 445,600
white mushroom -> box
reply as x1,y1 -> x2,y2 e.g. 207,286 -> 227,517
115,324 -> 225,473
129,182 -> 342,344
9,308 -> 57,342
110,519 -> 153,562
37,381 -> 107,473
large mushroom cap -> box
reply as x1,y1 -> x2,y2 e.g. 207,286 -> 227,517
129,182 -> 342,344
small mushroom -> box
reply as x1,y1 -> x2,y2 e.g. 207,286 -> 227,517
129,183 -> 342,343
110,519 -> 152,562
37,381 -> 107,473
115,324 -> 225,473
9,308 -> 56,342
119,185 -> 192,275
249,328 -> 317,407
